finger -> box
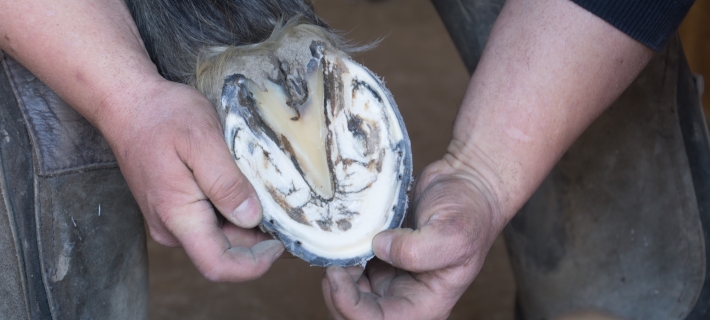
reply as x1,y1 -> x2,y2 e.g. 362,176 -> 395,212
326,267 -> 438,320
374,176 -> 484,272
165,200 -> 284,282
325,267 -> 384,320
344,266 -> 365,282
146,223 -> 181,247
322,271 -> 345,320
372,222 -> 474,273
356,272 -> 373,293
186,122 -> 262,229
221,222 -> 271,247
342,266 -> 372,293
221,223 -> 296,259
144,214 -> 181,247
364,259 -> 399,297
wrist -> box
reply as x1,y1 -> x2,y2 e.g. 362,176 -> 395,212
443,136 -> 521,224
90,66 -> 165,129
426,143 -> 510,230
91,70 -> 176,147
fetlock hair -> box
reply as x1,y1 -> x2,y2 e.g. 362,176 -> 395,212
124,0 -> 327,84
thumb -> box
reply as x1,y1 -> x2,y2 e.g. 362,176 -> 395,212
373,224 -> 473,273
189,129 -> 262,228
373,181 -> 481,272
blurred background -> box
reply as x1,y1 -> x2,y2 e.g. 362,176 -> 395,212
679,0 -> 710,122
147,0 -> 709,319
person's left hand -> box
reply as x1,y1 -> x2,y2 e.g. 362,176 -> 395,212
321,157 -> 506,319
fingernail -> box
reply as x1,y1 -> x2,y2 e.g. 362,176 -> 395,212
373,233 -> 393,263
233,197 -> 260,227
252,240 -> 284,263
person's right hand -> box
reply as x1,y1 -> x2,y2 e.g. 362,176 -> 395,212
100,78 -> 284,282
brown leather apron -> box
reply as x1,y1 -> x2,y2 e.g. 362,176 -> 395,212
0,52 -> 147,320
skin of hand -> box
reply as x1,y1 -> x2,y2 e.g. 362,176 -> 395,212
0,0 -> 283,281
322,0 -> 654,318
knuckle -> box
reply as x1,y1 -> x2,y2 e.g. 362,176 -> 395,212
153,204 -> 183,232
197,251 -> 265,283
209,173 -> 247,204
395,238 -> 420,267
149,228 -> 179,247
196,260 -> 225,282
146,192 -> 178,220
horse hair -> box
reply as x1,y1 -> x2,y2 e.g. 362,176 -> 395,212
124,0 -> 328,84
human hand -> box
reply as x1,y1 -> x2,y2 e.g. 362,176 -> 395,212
322,157 -> 506,319
100,79 -> 284,282
0,0 -> 285,283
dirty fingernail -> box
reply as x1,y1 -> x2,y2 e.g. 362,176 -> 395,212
254,240 -> 284,261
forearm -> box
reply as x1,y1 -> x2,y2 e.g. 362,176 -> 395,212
448,0 -> 654,220
0,0 -> 161,130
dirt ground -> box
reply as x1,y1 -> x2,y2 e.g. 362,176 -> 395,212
147,0 -> 517,319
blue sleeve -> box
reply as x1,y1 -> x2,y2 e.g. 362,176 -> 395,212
570,0 -> 695,51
